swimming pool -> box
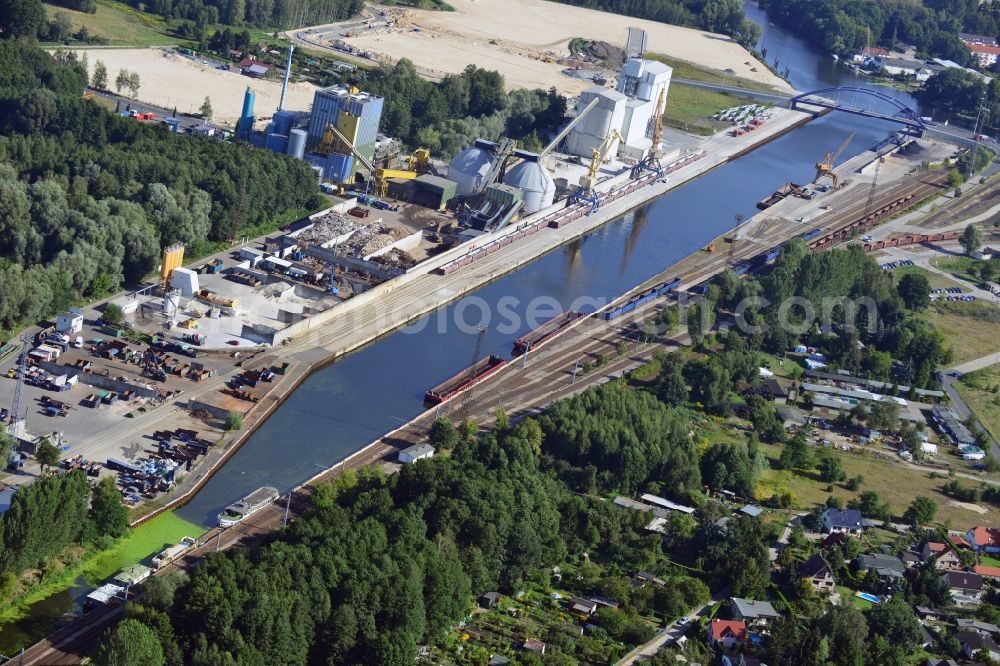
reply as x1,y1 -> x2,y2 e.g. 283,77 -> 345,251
855,592 -> 882,603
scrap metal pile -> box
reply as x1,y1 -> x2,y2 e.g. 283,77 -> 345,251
297,211 -> 363,245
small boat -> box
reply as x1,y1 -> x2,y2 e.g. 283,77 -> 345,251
218,486 -> 280,527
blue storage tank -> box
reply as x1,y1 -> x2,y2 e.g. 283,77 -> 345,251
272,109 -> 296,137
266,133 -> 288,154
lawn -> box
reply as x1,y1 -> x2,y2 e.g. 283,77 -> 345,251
43,0 -> 180,47
933,256 -> 999,284
922,300 -> 1000,365
646,53 -> 779,92
754,442 -> 1000,530
836,585 -> 873,609
889,264 -> 966,291
956,363 -> 1000,444
664,84 -> 764,136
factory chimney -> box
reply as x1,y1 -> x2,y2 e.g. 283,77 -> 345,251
278,44 -> 294,111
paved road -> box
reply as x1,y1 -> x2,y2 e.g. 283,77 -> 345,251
940,373 -> 1000,461
951,353 -> 1000,376
615,588 -> 728,665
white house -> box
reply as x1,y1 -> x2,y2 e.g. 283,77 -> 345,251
967,526 -> 1000,554
822,508 -> 864,535
56,311 -> 83,334
398,443 -> 435,465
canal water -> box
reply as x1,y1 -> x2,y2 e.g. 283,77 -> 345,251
175,4 -> 924,528
0,2 -> 939,652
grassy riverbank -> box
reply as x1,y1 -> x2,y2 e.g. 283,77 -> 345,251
0,511 -> 202,626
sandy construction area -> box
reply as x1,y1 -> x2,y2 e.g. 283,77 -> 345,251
77,48 -> 317,125
344,0 -> 789,94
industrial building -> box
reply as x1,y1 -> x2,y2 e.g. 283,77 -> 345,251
566,57 -> 672,161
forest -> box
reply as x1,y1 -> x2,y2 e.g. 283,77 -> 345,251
920,68 -> 1000,124
0,39 -> 323,332
757,0 -> 989,61
117,0 -> 363,31
550,0 -> 762,48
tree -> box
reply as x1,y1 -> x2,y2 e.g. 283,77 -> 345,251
0,0 -> 47,37
114,68 -> 130,95
653,354 -> 688,407
0,432 -> 15,466
35,438 -> 61,473
127,71 -> 140,98
903,496 -> 937,526
817,453 -> 846,483
961,224 -> 983,256
822,603 -> 868,666
90,476 -> 129,538
93,618 -> 165,666
200,96 -> 213,120
748,396 -> 785,443
224,411 -> 243,431
51,12 -> 73,42
896,273 -> 930,310
778,433 -> 813,471
849,490 -> 891,522
428,417 -> 459,450
103,303 -> 124,326
92,59 -> 108,90
863,596 -> 922,665
864,399 -> 899,434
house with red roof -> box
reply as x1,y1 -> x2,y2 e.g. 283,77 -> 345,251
966,527 -> 1000,554
921,542 -> 962,570
974,564 -> 1000,580
708,619 -> 749,650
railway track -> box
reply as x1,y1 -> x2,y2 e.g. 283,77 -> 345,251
11,162 -> 948,666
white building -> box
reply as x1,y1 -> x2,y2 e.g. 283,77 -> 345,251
398,443 -> 434,464
56,310 -> 83,334
169,267 -> 200,298
566,57 -> 672,161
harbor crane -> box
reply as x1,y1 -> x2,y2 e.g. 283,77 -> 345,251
632,87 -> 667,179
317,122 -> 417,197
813,132 -> 855,189
571,128 -> 625,213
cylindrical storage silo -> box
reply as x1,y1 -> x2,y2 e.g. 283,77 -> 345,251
504,160 -> 556,214
447,145 -> 494,196
163,292 -> 180,314
288,129 -> 307,160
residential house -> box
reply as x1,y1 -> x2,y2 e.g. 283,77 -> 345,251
853,46 -> 889,68
568,596 -> 598,616
973,564 -> 1000,580
522,638 -> 546,654
900,549 -> 921,568
933,405 -> 977,446
730,598 -> 780,628
940,570 -> 984,604
398,443 -> 434,464
957,631 -> 1000,662
967,43 -> 1000,69
971,246 -> 997,261
764,377 -> 791,404
56,310 -> 83,334
800,554 -> 836,592
967,526 -> 1000,554
921,542 -> 962,570
914,606 -> 946,622
708,619 -> 749,650
478,592 -> 501,609
776,405 -> 807,429
740,505 -> 765,518
488,656 -> 510,666
822,508 -> 864,535
956,619 -> 1000,635
821,532 -> 850,549
960,32 -> 999,47
857,553 -> 906,588
723,656 -> 763,666
635,571 -> 666,587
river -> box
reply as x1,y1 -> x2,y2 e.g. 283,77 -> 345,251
0,2 -> 938,653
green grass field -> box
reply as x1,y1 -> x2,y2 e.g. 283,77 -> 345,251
922,300 -> 1000,364
957,363 -> 1000,444
44,0 -> 179,47
664,84 -> 763,136
933,256 -> 999,284
754,442 -> 999,530
889,264 -> 966,291
646,53 -> 778,92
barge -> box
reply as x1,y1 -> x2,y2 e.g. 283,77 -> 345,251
218,485 -> 280,527
757,182 -> 803,209
513,312 -> 585,355
424,355 -> 508,405
151,536 -> 197,570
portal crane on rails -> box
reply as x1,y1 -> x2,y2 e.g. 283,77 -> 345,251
571,128 -> 625,213
632,87 -> 667,179
813,132 -> 855,189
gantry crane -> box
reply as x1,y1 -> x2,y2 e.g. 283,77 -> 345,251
571,128 -> 625,213
633,87 -> 667,178
813,132 -> 855,189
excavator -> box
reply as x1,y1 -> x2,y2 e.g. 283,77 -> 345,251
571,128 -> 625,213
813,132 -> 855,189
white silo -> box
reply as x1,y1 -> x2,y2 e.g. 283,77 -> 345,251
504,158 -> 556,214
287,128 -> 307,160
447,144 -> 495,196
566,88 -> 627,158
